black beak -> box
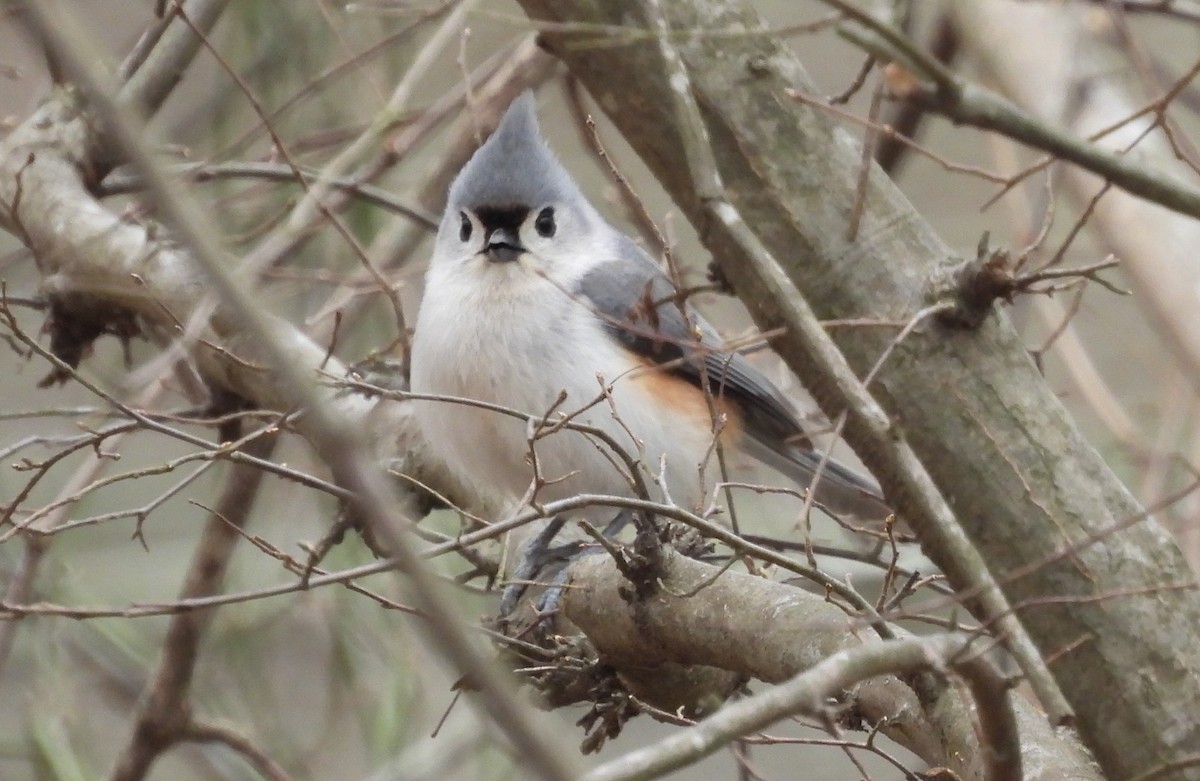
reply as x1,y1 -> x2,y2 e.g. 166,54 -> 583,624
484,227 -> 525,263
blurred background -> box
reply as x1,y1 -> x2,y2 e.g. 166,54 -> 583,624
0,1 -> 1196,779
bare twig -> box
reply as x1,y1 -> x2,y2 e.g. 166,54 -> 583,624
183,721 -> 293,781
98,161 -> 438,229
788,85 -> 1006,184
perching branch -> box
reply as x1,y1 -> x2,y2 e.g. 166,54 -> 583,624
561,550 -> 1096,781
580,571 -> 1022,781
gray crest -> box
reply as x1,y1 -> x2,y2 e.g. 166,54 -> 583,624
447,91 -> 585,210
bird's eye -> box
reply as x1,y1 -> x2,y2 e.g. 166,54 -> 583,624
534,207 -> 556,238
459,212 -> 472,242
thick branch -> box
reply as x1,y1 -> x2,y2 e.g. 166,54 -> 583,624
119,0 -> 232,117
564,551 -> 1095,781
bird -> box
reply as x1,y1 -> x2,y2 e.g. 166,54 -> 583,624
410,91 -> 889,591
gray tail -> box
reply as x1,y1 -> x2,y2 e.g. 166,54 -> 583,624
741,438 -> 891,522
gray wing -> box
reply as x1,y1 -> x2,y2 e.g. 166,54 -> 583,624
576,235 -> 889,520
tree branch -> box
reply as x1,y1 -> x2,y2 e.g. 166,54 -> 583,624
118,0 -> 231,117
563,551 -> 1092,781
831,2 -> 1200,225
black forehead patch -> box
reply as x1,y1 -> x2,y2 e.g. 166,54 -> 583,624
475,205 -> 529,233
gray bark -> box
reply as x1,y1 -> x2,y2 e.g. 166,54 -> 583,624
564,551 -> 1099,781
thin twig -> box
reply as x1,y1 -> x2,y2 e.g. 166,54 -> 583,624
838,12 -> 1200,222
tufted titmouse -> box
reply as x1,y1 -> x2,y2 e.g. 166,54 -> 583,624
411,92 -> 888,532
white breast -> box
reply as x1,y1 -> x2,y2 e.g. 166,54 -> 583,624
411,259 -> 719,515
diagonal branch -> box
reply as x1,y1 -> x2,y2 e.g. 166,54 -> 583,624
644,0 -> 1062,734
119,0 -> 232,117
828,1 -> 1200,223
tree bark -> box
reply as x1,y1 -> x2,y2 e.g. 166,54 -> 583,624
563,551 -> 1100,781
513,1 -> 1200,779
